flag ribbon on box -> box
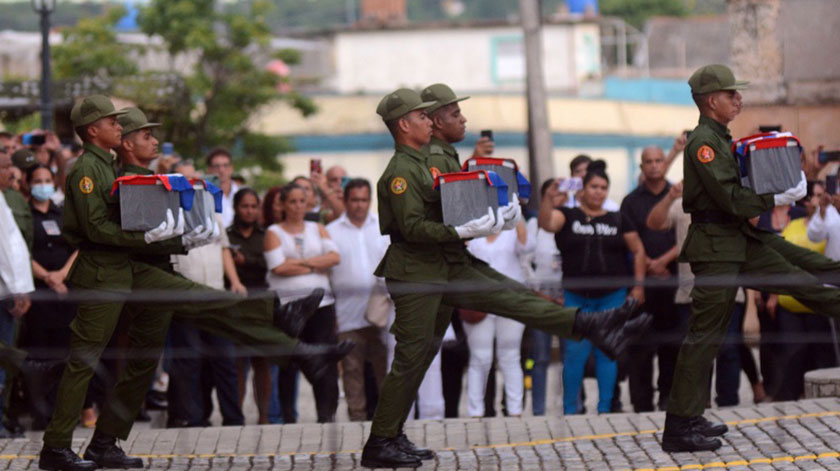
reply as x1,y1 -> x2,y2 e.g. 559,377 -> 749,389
189,179 -> 224,214
461,157 -> 531,200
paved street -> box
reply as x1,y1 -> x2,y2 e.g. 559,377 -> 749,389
5,398 -> 840,470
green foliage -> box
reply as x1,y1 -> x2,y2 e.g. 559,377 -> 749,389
52,6 -> 140,80
600,0 -> 687,29
134,0 -> 315,167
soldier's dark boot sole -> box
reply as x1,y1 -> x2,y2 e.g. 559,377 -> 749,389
360,456 -> 422,469
661,434 -> 722,452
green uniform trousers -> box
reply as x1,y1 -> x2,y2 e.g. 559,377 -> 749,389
43,261 -> 296,448
371,257 -> 577,437
668,232 -> 840,418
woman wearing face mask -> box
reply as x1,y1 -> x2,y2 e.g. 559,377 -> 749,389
539,160 -> 647,415
19,164 -> 83,429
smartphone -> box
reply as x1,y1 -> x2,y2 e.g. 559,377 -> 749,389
340,176 -> 351,190
759,125 -> 782,133
310,158 -> 322,174
22,133 -> 46,146
480,129 -> 494,142
557,177 -> 583,192
827,175 -> 838,195
161,142 -> 174,156
819,150 -> 840,164
683,130 -> 692,140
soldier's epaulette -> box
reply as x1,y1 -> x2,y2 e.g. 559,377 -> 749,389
429,144 -> 444,155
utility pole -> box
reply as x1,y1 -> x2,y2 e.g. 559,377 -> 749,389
519,0 -> 553,197
31,0 -> 55,130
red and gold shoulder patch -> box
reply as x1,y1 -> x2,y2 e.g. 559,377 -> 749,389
390,177 -> 407,195
429,166 -> 441,180
79,176 -> 94,194
697,145 -> 715,164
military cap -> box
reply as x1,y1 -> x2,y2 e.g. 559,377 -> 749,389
11,148 -> 37,170
689,64 -> 750,95
421,83 -> 470,114
376,88 -> 435,122
118,107 -> 161,136
70,95 -> 127,128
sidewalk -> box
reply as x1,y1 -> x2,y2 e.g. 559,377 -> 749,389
4,398 -> 840,470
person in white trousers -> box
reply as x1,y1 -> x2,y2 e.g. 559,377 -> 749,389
463,218 -> 534,417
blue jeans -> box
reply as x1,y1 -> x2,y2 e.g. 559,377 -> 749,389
530,328 -> 552,416
675,302 -> 742,407
268,365 -> 299,424
562,289 -> 626,414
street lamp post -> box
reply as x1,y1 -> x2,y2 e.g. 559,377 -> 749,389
31,0 -> 56,131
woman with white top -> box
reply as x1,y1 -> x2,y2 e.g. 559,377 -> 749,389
463,217 -> 534,417
264,183 -> 341,423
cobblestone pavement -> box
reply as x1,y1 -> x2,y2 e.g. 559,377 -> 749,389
6,398 -> 840,470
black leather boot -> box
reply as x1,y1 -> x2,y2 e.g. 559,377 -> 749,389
274,288 -> 324,338
690,416 -> 728,437
360,434 -> 421,469
572,298 -> 650,360
293,340 -> 355,383
82,430 -> 144,468
395,432 -> 434,460
38,446 -> 97,471
662,413 -> 722,452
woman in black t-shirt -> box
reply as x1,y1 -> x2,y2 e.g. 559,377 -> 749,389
538,160 -> 647,415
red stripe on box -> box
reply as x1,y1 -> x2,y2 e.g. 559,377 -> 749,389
434,170 -> 494,189
461,157 -> 518,172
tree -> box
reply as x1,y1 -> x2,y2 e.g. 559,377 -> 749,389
49,1 -> 314,175
137,0 -> 315,170
600,0 -> 687,29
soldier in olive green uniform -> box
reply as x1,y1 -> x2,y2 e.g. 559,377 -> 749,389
360,89 -> 648,469
662,65 -> 840,452
39,98 -> 347,471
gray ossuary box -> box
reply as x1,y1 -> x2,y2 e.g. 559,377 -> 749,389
464,159 -> 519,202
119,181 -> 215,232
739,140 -> 801,195
438,171 -> 507,227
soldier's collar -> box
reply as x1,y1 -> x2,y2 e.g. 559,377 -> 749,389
699,115 -> 731,138
121,163 -> 153,176
395,143 -> 427,162
83,142 -> 116,164
429,137 -> 457,157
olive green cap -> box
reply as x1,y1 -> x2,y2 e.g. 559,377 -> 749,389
70,95 -> 127,127
11,148 -> 37,170
421,83 -> 469,114
688,64 -> 750,95
376,88 -> 436,122
118,107 -> 161,136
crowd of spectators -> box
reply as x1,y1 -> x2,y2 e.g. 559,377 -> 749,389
0,124 -> 838,436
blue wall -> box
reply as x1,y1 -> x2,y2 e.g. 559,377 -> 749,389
604,77 -> 694,105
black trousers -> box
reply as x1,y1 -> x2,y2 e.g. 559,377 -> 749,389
277,304 -> 339,423
166,320 -> 243,427
627,286 -> 680,412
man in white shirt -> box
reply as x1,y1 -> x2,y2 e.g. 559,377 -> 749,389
205,148 -> 239,228
326,178 -> 389,421
808,184 -> 840,260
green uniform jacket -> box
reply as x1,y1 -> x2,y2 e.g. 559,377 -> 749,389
681,115 -> 775,263
3,188 -> 33,250
63,143 -> 183,292
374,143 -> 461,282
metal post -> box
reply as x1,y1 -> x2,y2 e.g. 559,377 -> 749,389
519,0 -> 553,199
39,7 -> 52,130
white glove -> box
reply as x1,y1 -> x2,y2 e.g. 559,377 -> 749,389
144,209 -> 184,244
182,217 -> 216,250
773,171 -> 807,206
454,208 -> 496,239
500,200 -> 521,230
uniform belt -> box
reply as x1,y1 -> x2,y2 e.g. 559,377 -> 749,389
690,210 -> 739,224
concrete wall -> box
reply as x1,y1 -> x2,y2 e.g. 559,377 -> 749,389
328,22 -> 601,94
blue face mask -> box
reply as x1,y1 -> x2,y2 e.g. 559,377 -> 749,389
31,183 -> 55,202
